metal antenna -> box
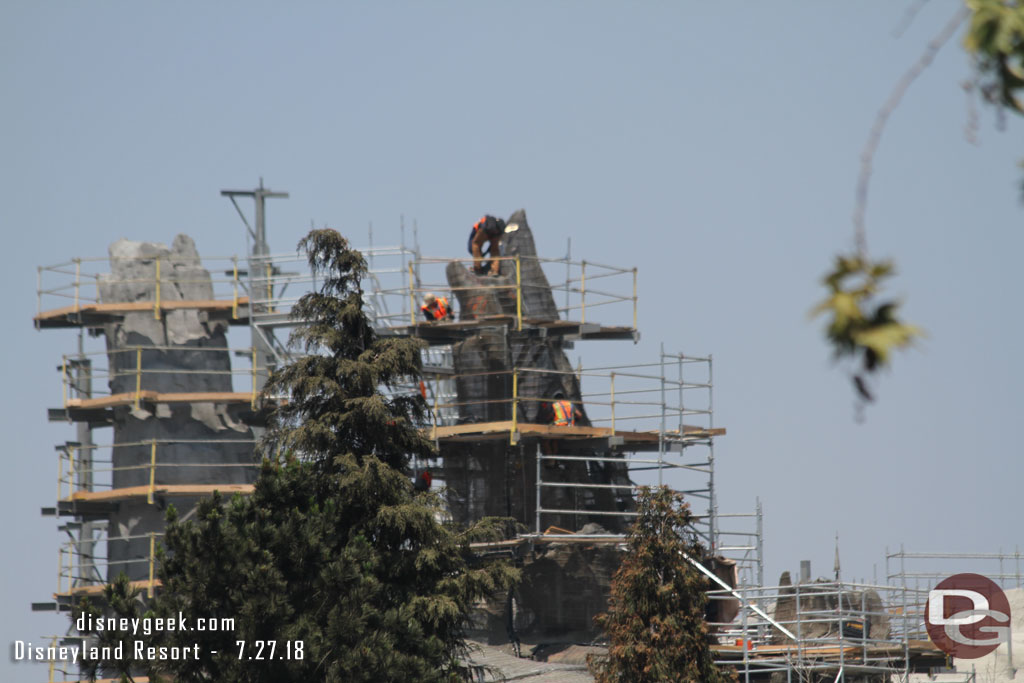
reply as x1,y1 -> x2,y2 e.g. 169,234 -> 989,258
220,181 -> 289,394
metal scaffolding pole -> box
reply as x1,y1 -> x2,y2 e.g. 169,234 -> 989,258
73,330 -> 97,588
220,179 -> 289,397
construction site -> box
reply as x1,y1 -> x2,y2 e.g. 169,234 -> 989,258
30,184 -> 1023,683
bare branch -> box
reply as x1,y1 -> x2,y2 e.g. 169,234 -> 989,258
892,0 -> 933,39
853,6 -> 969,258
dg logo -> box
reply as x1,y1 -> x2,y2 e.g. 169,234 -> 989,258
925,573 -> 1012,659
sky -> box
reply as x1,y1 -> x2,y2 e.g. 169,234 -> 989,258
2,1 -> 1022,680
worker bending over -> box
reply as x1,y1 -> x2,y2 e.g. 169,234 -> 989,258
539,392 -> 582,427
539,392 -> 583,468
420,293 -> 454,322
467,214 -> 506,276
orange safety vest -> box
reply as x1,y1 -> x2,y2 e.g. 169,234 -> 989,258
552,400 -> 576,426
420,296 -> 450,321
468,216 -> 503,254
473,215 -> 501,237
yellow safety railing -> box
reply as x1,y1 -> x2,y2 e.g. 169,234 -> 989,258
511,368 -> 519,445
148,440 -> 157,504
48,635 -> 56,683
37,248 -> 638,333
58,345 -> 269,409
251,346 -> 258,408
148,533 -> 156,598
56,438 -> 259,502
232,255 -> 239,319
419,357 -> 713,444
153,259 -> 161,319
404,255 -> 637,333
515,255 -> 522,331
57,530 -> 167,598
134,346 -> 142,409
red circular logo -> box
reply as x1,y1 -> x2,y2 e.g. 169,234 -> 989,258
925,573 -> 1011,659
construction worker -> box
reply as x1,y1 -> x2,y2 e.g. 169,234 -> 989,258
467,215 -> 506,276
420,293 -> 454,322
543,392 -> 581,427
539,391 -> 582,469
414,469 -> 433,492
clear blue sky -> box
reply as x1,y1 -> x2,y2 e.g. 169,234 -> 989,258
3,2 -> 1022,680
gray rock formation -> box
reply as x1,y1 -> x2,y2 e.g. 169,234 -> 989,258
771,572 -> 890,644
442,211 -> 633,533
98,235 -> 257,582
444,211 -> 635,642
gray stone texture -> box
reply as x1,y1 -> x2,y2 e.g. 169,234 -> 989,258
444,212 -> 635,642
98,235 -> 257,581
770,572 -> 890,644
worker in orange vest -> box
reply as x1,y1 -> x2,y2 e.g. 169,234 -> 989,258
549,392 -> 582,427
420,293 -> 454,322
467,215 -> 506,276
540,392 -> 582,468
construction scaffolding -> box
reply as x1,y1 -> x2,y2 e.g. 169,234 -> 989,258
708,545 -> 1024,683
886,547 -> 1024,593
33,190 -> 753,681
38,192 -> 1016,683
707,579 -> 949,682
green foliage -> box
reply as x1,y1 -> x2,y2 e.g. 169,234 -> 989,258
75,576 -> 151,683
811,254 -> 922,403
76,229 -> 519,682
262,228 -> 435,472
965,0 -> 1024,114
589,487 -> 733,683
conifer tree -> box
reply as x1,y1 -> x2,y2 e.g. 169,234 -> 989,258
260,229 -> 435,473
77,230 -> 518,683
589,486 -> 733,683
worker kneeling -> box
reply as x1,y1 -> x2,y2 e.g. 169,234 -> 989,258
550,392 -> 581,427
420,293 -> 454,322
540,392 -> 582,470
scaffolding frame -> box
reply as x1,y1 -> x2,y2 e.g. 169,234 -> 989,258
35,195 -> 766,683
59,345 -> 271,410
57,438 -> 259,503
709,579 -> 943,682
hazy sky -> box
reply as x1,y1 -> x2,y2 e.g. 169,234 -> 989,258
3,2 -> 1022,680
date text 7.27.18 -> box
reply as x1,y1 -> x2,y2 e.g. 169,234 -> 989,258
236,640 -> 304,660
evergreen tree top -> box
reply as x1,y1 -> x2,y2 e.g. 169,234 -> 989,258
591,487 -> 734,683
262,229 -> 434,471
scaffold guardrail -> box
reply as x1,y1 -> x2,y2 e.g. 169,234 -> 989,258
58,529 -> 164,599
707,580 -> 937,678
36,249 -> 640,335
57,438 -> 259,503
407,256 -> 637,331
417,355 -> 714,441
59,346 -> 271,409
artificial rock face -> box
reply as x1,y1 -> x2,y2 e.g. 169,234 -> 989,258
770,572 -> 890,644
445,211 -> 635,643
98,235 -> 257,581
443,211 -> 634,530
